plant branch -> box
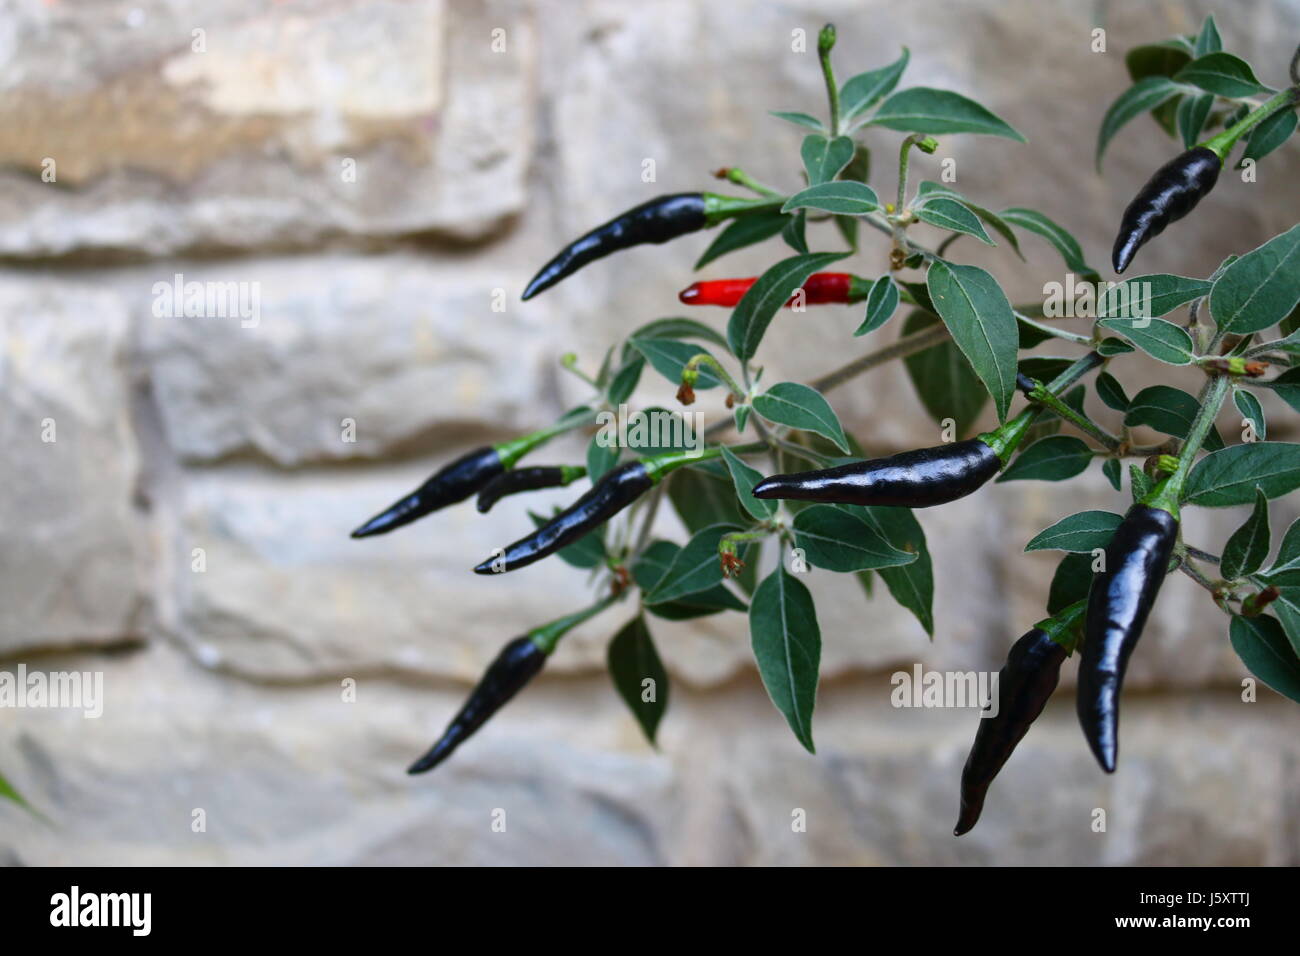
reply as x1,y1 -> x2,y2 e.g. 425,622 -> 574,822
811,322 -> 951,394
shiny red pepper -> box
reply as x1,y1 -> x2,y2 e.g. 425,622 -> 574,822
678,272 -> 862,308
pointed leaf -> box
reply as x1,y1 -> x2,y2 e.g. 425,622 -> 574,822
926,260 -> 1018,421
728,252 -> 849,361
1221,487 -> 1271,580
1210,223 -> 1300,335
695,211 -> 789,270
1183,442 -> 1300,507
853,276 -> 900,336
752,381 -> 850,453
1025,510 -> 1124,552
749,566 -> 821,752
801,134 -> 855,186
722,446 -> 775,520
607,615 -> 670,744
870,87 -> 1025,140
792,504 -> 916,572
646,523 -> 740,604
1097,76 -> 1184,168
1229,615 -> 1300,704
996,436 -> 1095,482
782,181 -> 880,216
840,48 -> 910,120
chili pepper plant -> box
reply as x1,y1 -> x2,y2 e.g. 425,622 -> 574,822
353,18 -> 1300,835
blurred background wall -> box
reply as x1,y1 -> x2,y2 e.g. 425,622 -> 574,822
1,0 -> 1298,865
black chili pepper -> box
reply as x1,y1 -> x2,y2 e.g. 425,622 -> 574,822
474,461 -> 653,574
351,446 -> 503,538
1077,502 -> 1179,772
1111,146 -> 1221,274
955,601 -> 1084,837
407,596 -> 615,774
407,636 -> 545,774
752,438 -> 1002,508
522,194 -> 707,300
476,465 -> 587,513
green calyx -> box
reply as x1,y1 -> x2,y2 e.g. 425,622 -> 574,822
846,275 -> 875,303
1035,599 -> 1088,654
1140,477 -> 1181,521
702,193 -> 787,226
978,407 -> 1037,466
640,446 -> 723,483
493,407 -> 597,469
528,593 -> 620,655
559,465 -> 587,485
1198,88 -> 1300,162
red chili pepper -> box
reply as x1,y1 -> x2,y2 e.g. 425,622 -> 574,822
678,273 -> 861,308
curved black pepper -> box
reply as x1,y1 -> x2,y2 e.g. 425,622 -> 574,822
351,446 -> 503,538
476,466 -> 572,513
407,636 -> 546,774
751,438 -> 1001,508
1077,504 -> 1179,772
474,461 -> 653,574
1112,147 -> 1221,274
955,627 -> 1067,836
521,193 -> 708,300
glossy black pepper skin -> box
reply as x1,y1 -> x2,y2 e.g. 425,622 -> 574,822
521,193 -> 708,300
1077,504 -> 1179,772
407,636 -> 546,774
751,438 -> 1001,507
955,628 -> 1067,836
476,466 -> 570,513
351,446 -> 504,538
1112,147 -> 1221,274
474,461 -> 653,574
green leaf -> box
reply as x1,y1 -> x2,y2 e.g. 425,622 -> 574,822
1209,223 -> 1300,335
770,110 -> 826,132
630,337 -> 723,390
801,134 -> 855,186
1126,41 -> 1193,82
1097,336 -> 1136,357
1229,615 -> 1300,704
1097,274 -> 1212,320
632,540 -> 679,591
901,309 -> 988,437
1048,552 -> 1096,615
749,566 -> 821,752
1221,487 -> 1271,580
667,466 -> 749,533
1097,77 -> 1184,168
1103,457 -> 1123,491
632,540 -> 747,619
1025,510 -> 1123,552
646,523 -> 739,604
1125,385 -> 1225,451
1174,52 -> 1269,98
625,316 -> 730,353
587,432 -> 620,481
1242,108 -> 1298,164
607,614 -> 670,744
869,87 -> 1025,141
782,210 -> 808,254
1193,15 -> 1222,57
1270,517 -> 1300,576
847,505 -> 934,635
1177,91 -> 1215,149
528,508 -> 605,569
915,182 -> 1022,255
607,356 -> 644,405
792,504 -> 916,572
1001,207 -> 1096,275
722,446 -> 775,521
1130,465 -> 1154,503
1272,589 -> 1300,654
1262,367 -> 1300,415
752,382 -> 850,453
1184,442 -> 1300,507
996,436 -> 1094,483
926,260 -> 1018,421
1234,387 -> 1266,439
840,47 -> 910,121
853,276 -> 900,337
695,211 -> 789,270
913,197 -> 994,244
781,181 -> 880,216
728,252 -> 849,362
1096,371 -> 1130,412
1097,317 -> 1196,365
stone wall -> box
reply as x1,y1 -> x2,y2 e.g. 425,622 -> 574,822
1,0 -> 1299,865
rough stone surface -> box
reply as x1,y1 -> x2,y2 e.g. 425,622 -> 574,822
2,0 -> 1300,865
0,278 -> 147,654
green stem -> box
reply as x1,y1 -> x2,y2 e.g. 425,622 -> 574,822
980,352 -> 1104,463
494,407 -> 598,468
1025,379 -> 1121,451
818,24 -> 840,135
811,323 -> 951,393
1198,88 -> 1300,161
684,353 -> 745,399
1035,598 -> 1088,653
529,592 -> 622,654
641,442 -> 764,482
1144,374 -> 1230,515
720,529 -> 772,553
716,167 -> 781,198
702,193 -> 788,225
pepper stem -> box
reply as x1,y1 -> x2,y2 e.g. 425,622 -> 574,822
640,442 -> 764,483
818,24 -> 840,135
714,167 -> 781,198
683,353 -> 746,401
528,592 -> 621,655
1022,377 -> 1121,452
494,406 -> 598,468
1198,88 -> 1300,162
979,351 -> 1104,464
1142,373 -> 1230,516
702,193 -> 788,226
